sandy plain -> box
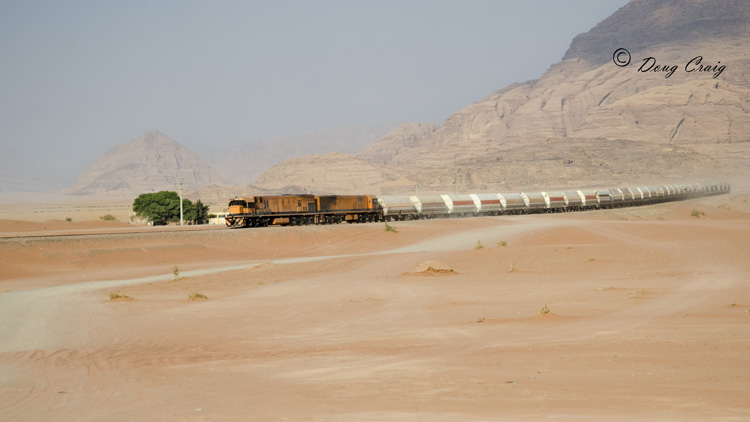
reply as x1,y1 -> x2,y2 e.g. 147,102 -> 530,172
1,191 -> 749,421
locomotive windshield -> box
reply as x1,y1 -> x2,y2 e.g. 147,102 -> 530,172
229,200 -> 248,207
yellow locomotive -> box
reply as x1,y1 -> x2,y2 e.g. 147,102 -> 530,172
225,194 -> 380,228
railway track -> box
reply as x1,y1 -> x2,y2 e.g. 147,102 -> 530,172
0,224 -> 225,240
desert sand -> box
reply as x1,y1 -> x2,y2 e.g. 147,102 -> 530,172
1,192 -> 749,421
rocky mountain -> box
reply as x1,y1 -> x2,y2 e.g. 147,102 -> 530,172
357,123 -> 436,167
254,152 -> 405,194
205,122 -> 400,185
63,131 -> 228,196
340,0 -> 750,192
562,0 -> 750,65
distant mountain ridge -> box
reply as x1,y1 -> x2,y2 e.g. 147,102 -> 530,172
205,122 -> 400,185
63,131 -> 227,196
58,0 -> 750,198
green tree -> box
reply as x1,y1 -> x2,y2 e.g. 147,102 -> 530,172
194,200 -> 210,224
133,191 -> 179,225
182,200 -> 197,223
133,191 -> 209,225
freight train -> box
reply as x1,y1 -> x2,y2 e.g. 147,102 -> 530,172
224,181 -> 730,228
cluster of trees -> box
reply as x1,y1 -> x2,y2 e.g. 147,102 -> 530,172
132,191 -> 210,225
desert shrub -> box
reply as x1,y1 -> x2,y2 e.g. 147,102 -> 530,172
691,209 -> 705,218
189,292 -> 208,301
100,214 -> 117,221
498,240 -> 507,247
172,265 -> 180,280
539,304 -> 550,316
384,222 -> 398,233
65,217 -> 72,222
475,240 -> 484,249
629,290 -> 646,299
109,292 -> 131,300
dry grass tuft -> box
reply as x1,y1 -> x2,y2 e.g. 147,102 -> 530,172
629,290 -> 646,299
508,261 -> 518,273
189,292 -> 208,301
109,292 -> 132,301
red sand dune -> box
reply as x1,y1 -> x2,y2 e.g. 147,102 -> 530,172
1,193 -> 749,421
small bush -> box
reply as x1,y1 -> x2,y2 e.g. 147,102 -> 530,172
384,222 -> 398,233
539,304 -> 550,316
498,240 -> 507,247
189,292 -> 208,301
172,265 -> 180,280
109,292 -> 131,300
65,217 -> 72,222
629,290 -> 646,299
691,209 -> 705,218
100,214 -> 117,221
475,240 -> 484,250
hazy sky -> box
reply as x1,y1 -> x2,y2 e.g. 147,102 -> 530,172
1,0 -> 627,186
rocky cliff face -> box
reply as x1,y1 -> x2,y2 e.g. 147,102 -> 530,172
562,0 -> 750,65
254,152 -> 403,194
357,123 -> 436,167
348,0 -> 750,192
63,131 -> 227,196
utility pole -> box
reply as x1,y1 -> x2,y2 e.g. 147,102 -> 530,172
179,182 -> 184,226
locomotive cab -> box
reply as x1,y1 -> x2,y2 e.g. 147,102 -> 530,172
228,197 -> 256,215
